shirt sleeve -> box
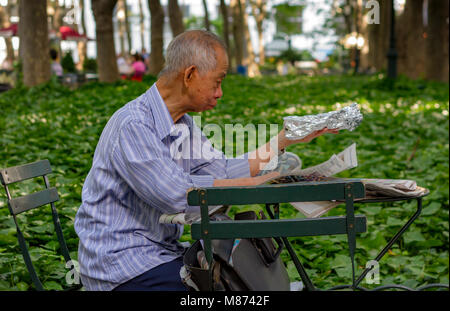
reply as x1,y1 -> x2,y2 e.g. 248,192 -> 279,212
112,120 -> 214,214
189,124 -> 251,180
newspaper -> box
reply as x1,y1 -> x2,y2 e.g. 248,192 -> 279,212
361,179 -> 428,198
288,145 -> 427,217
288,143 -> 358,218
289,179 -> 428,218
292,143 -> 357,176
159,142 -> 427,224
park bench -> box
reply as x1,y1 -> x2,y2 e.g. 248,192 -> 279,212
0,159 -> 82,291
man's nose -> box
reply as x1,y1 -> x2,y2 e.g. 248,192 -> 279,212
215,85 -> 223,99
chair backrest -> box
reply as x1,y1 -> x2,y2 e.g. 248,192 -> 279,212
0,159 -> 77,291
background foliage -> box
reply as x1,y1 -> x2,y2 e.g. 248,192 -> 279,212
0,74 -> 448,290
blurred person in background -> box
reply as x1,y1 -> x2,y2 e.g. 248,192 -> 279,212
141,48 -> 149,71
130,53 -> 146,82
50,48 -> 63,77
0,57 -> 13,71
117,52 -> 133,80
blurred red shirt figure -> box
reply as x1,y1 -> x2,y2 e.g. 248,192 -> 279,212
131,54 -> 146,82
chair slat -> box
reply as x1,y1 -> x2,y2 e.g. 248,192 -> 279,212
191,215 -> 367,240
0,160 -> 52,185
9,187 -> 59,215
187,179 -> 366,206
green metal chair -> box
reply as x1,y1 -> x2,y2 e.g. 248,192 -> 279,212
188,178 -> 367,291
188,178 -> 449,291
0,159 -> 82,291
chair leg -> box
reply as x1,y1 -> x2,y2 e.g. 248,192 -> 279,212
281,237 -> 316,291
15,221 -> 44,291
264,204 -> 316,291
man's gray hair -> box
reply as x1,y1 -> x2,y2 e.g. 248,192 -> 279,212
159,30 -> 227,79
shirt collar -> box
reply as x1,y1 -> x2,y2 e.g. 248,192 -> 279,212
147,83 -> 191,141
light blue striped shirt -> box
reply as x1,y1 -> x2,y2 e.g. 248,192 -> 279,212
74,83 -> 250,291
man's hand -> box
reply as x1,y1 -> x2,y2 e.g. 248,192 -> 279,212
248,127 -> 339,177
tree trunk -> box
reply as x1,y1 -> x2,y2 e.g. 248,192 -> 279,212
376,0 -> 391,71
425,0 -> 449,82
358,0 -> 371,71
19,0 -> 50,87
92,0 -> 120,82
366,11 -> 380,70
243,2 -> 260,77
124,0 -> 132,52
117,0 -> 126,53
231,0 -> 244,69
343,0 -> 354,35
51,0 -> 64,61
168,0 -> 184,37
139,0 -> 146,50
249,0 -> 266,65
0,5 -> 14,62
219,0 -> 231,69
148,0 -> 165,75
201,0 -> 211,31
77,0 -> 88,71
354,0 -> 363,73
397,0 -> 425,79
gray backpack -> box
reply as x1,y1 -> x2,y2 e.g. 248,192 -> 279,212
182,210 -> 291,291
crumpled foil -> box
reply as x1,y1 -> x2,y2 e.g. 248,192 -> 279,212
283,103 -> 363,140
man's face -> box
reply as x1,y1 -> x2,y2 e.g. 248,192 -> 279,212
186,47 -> 228,112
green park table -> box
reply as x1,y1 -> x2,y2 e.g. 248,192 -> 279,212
187,178 -> 432,291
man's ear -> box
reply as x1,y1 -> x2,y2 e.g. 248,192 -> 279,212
183,65 -> 196,86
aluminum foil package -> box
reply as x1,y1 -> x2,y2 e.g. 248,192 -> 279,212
283,103 -> 363,140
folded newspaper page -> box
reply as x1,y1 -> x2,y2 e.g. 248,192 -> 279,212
361,179 -> 428,197
291,143 -> 357,176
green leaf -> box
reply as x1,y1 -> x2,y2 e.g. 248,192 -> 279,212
0,280 -> 11,290
334,265 -> 352,279
16,282 -> 29,291
386,256 -> 409,269
386,217 -> 405,227
422,202 -> 441,215
333,254 -> 350,268
403,230 -> 426,244
361,206 -> 382,215
44,281 -> 63,291
420,239 -> 443,247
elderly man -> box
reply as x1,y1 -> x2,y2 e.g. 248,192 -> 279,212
74,30 -> 337,291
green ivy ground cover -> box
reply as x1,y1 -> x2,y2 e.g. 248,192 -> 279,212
0,74 -> 448,291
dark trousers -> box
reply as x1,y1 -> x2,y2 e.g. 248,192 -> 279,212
113,257 -> 187,291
